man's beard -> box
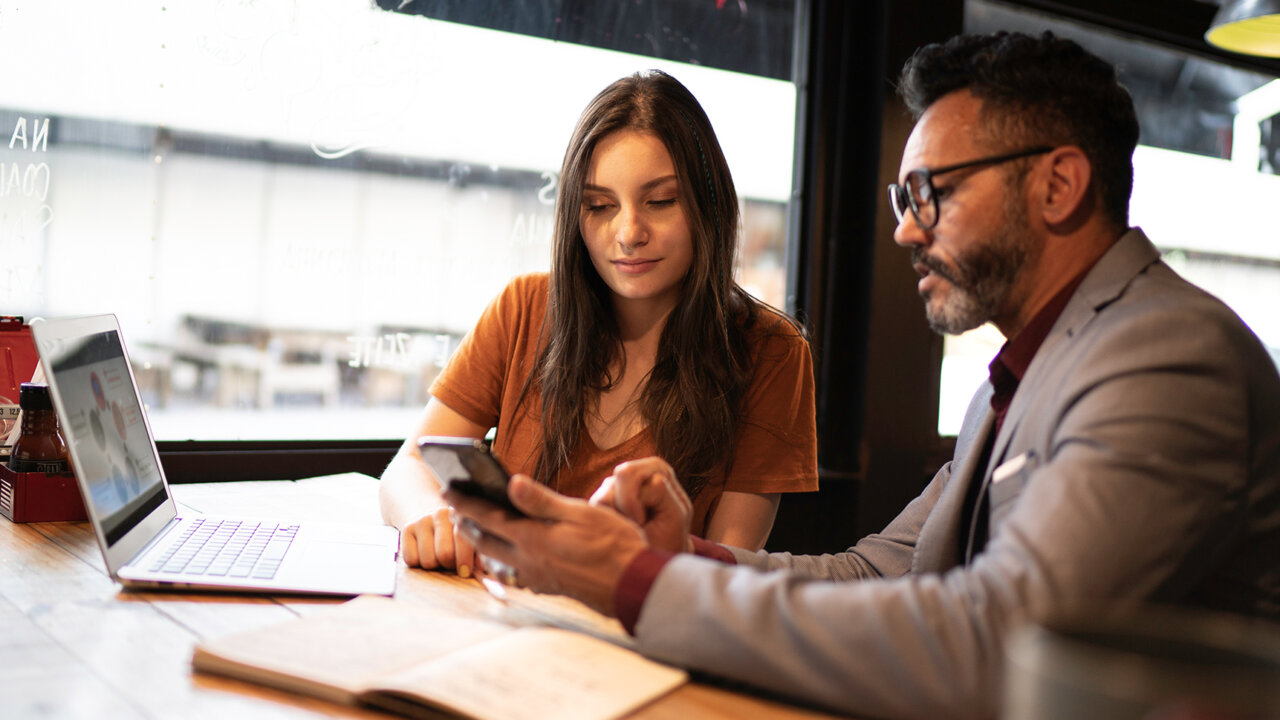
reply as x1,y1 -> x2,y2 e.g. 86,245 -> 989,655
914,200 -> 1036,335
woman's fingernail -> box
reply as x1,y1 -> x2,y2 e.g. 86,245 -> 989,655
458,564 -> 472,579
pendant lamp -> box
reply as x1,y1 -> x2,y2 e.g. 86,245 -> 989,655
1205,0 -> 1280,57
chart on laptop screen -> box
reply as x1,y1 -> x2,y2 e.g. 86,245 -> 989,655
49,330 -> 164,536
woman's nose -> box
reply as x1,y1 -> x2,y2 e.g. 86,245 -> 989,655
615,206 -> 648,252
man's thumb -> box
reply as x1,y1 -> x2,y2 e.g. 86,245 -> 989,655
509,474 -> 569,520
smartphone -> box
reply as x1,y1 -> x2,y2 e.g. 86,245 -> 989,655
417,436 -> 524,516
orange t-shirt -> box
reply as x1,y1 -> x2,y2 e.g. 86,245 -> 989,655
430,273 -> 818,536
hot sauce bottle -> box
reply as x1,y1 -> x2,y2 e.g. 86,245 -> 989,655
7,383 -> 70,474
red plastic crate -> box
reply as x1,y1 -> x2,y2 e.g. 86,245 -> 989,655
0,463 -> 86,523
1,315 -> 40,445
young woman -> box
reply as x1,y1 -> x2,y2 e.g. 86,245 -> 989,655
379,70 -> 817,574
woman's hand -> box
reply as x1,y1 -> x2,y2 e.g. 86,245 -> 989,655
590,456 -> 693,554
378,398 -> 490,575
400,505 -> 478,576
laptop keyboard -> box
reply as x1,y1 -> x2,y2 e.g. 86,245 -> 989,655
150,518 -> 299,580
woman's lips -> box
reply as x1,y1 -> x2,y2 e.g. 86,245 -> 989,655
613,258 -> 659,274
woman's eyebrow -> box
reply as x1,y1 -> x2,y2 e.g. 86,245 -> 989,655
582,175 -> 678,194
642,175 -> 679,190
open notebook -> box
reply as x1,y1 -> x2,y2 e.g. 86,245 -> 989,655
32,313 -> 398,596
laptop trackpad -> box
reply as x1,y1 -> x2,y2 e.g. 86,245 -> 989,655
295,540 -> 396,569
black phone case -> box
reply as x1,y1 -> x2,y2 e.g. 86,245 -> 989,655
417,437 -> 523,516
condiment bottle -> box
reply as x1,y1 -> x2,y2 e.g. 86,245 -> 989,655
7,383 -> 70,474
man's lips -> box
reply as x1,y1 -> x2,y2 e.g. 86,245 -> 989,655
911,251 -> 957,284
910,251 -> 961,296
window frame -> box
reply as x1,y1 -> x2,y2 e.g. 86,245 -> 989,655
161,1 -> 1280,562
152,1 -> 814,484
158,439 -> 400,483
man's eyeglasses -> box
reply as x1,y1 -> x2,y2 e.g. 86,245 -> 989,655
887,146 -> 1053,230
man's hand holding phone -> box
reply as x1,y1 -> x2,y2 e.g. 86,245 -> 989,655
418,437 -> 526,517
447,473 -> 650,617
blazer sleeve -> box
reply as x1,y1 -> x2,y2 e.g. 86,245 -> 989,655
727,461 -> 946,580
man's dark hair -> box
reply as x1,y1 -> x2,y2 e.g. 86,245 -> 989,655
898,31 -> 1140,228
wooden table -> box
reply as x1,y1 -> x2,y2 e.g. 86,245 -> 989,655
0,473 -> 839,719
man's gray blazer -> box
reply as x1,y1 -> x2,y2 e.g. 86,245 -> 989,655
631,229 -> 1280,719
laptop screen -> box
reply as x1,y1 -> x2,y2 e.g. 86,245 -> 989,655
46,328 -> 166,545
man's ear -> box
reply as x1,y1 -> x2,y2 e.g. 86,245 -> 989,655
1038,145 -> 1092,226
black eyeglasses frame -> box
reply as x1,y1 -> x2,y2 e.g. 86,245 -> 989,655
887,146 -> 1054,230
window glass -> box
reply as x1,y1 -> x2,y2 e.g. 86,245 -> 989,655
938,1 -> 1280,435
0,0 -> 802,440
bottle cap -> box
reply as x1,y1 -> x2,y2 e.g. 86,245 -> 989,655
18,382 -> 54,411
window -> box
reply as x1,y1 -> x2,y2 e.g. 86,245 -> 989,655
0,1 -> 805,441
937,1 -> 1280,434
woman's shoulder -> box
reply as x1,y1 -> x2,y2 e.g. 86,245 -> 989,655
734,297 -> 810,372
741,297 -> 808,347
503,271 -> 550,296
493,272 -> 551,313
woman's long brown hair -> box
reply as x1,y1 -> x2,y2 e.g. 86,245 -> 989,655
523,70 -> 794,499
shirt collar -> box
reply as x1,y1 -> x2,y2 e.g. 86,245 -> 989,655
989,268 -> 1091,385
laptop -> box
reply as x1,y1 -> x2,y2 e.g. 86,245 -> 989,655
32,313 -> 399,596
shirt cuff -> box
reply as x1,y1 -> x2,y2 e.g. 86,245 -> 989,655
613,538 -> 739,636
614,548 -> 673,636
689,535 -> 738,564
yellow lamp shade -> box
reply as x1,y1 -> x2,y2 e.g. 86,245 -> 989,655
1206,0 -> 1280,57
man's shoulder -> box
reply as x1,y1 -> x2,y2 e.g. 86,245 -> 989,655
1067,255 -> 1276,390
1107,259 -> 1253,341
1069,230 -> 1251,344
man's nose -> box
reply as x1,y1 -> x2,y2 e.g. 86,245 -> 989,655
892,209 -> 927,249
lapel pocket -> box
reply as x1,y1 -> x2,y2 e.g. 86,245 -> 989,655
988,450 -> 1037,528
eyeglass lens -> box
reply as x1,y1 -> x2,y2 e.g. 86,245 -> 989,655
888,172 -> 939,229
905,170 -> 936,228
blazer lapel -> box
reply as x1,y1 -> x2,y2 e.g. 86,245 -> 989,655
913,386 -> 996,574
961,229 -> 1165,561
988,229 -> 1163,486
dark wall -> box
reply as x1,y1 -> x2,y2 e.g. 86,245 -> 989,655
767,0 -> 964,554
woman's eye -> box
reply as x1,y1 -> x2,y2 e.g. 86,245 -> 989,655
583,202 -> 612,213
649,198 -> 677,208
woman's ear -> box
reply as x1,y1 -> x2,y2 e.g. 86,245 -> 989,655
1038,145 -> 1093,226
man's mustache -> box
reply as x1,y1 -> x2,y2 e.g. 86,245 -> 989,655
911,248 -> 962,287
